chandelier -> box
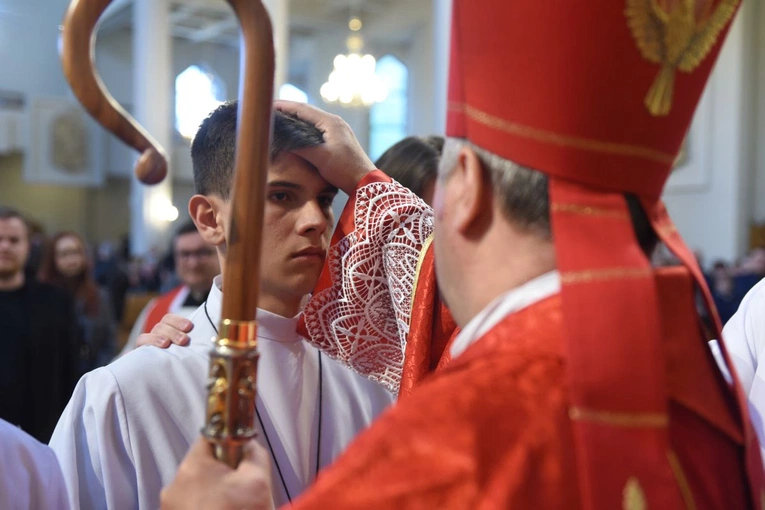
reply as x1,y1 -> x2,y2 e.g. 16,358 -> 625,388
320,17 -> 388,107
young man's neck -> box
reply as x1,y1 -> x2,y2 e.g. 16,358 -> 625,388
0,271 -> 25,291
258,293 -> 303,319
217,277 -> 303,319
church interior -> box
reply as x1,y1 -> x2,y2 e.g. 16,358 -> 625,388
0,0 -> 765,508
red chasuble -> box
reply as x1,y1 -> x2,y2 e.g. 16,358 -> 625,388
292,268 -> 750,509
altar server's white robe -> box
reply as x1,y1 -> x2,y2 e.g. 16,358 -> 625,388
50,276 -> 394,509
0,418 -> 69,509
717,276 -> 765,463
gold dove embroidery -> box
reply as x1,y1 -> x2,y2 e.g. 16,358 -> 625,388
625,0 -> 740,116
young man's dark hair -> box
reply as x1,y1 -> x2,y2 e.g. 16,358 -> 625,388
191,102 -> 325,199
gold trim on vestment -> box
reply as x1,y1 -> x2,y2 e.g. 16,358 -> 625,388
551,203 -> 630,220
560,267 -> 653,285
448,102 -> 675,164
409,234 -> 434,317
569,406 -> 668,428
657,223 -> 678,237
623,477 -> 647,510
667,451 -> 697,510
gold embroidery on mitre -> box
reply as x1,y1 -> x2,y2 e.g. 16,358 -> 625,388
453,103 -> 675,164
625,0 -> 740,116
623,477 -> 648,510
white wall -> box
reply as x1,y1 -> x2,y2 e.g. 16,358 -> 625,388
96,28 -> 242,182
0,0 -> 70,98
662,7 -> 756,264
752,0 -> 765,223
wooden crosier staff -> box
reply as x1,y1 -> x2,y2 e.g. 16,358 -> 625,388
60,0 -> 275,467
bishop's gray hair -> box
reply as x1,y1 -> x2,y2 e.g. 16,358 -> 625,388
439,138 -> 659,255
439,137 -> 550,239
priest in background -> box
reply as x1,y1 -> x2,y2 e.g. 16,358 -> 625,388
162,0 -> 765,508
117,220 -> 219,357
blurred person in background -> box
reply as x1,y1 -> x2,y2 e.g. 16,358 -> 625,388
23,219 -> 47,282
374,135 -> 443,205
94,241 -> 130,323
733,246 -> 765,298
117,221 -> 219,357
39,232 -> 116,375
0,207 -> 79,442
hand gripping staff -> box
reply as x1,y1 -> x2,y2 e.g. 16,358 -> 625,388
60,0 -> 275,467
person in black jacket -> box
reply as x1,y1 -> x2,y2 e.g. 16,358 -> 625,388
0,206 -> 79,442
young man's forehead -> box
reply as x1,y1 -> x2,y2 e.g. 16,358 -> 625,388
267,153 -> 336,193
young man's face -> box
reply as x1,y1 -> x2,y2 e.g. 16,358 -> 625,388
255,152 -> 336,312
0,218 -> 30,280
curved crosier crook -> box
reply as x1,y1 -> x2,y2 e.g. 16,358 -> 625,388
60,0 -> 275,467
59,0 -> 168,185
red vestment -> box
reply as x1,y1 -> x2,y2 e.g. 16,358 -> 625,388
293,268 -> 750,509
142,285 -> 186,333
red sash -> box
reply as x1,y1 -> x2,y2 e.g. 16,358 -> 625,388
142,285 -> 186,334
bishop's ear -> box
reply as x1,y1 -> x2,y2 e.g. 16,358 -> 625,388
449,145 -> 489,234
188,195 -> 227,247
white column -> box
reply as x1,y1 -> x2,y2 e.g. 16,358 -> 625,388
263,0 -> 290,94
432,0 -> 452,135
131,0 -> 174,256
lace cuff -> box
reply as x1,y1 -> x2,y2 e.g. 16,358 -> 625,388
302,170 -> 435,393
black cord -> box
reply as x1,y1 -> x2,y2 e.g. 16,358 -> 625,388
255,401 -> 294,503
204,299 -> 323,503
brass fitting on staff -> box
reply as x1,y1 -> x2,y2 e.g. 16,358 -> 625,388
219,319 -> 258,348
201,319 -> 260,467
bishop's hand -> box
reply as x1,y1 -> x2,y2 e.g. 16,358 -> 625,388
160,437 -> 274,510
274,100 -> 376,196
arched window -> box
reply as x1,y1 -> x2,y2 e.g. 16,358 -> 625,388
279,83 -> 309,103
369,55 -> 408,161
175,65 -> 226,140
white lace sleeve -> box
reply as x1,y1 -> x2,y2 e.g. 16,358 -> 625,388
303,176 -> 434,393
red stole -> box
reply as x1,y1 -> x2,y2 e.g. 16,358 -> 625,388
142,285 -> 186,334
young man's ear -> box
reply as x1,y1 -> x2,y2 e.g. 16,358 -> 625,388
450,146 -> 490,235
188,195 -> 226,247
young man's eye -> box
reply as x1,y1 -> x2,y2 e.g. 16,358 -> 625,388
319,196 -> 335,209
270,192 -> 290,202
